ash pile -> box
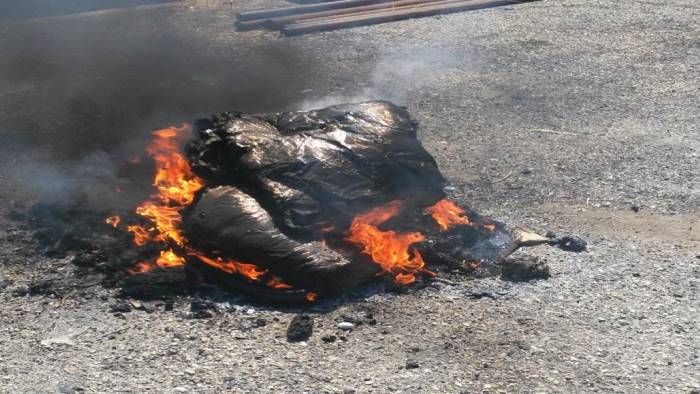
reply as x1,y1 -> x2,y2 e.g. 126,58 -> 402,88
20,101 -> 585,303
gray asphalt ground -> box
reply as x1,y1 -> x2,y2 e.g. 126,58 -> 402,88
0,0 -> 698,393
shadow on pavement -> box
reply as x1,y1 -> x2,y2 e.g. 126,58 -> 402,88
0,0 -> 179,22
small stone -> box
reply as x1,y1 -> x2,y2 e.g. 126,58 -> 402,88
109,300 -> 132,313
321,335 -> 337,343
555,236 -> 587,252
405,359 -> 419,369
141,302 -> 157,314
190,299 -> 215,312
500,257 -> 550,282
58,384 -> 84,394
337,322 -> 354,331
189,299 -> 215,319
173,387 -> 187,393
631,205 -> 640,213
287,314 -> 313,342
189,310 -> 213,319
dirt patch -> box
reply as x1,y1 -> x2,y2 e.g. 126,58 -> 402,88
536,204 -> 700,251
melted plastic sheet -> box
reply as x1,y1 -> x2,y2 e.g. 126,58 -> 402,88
184,101 -> 515,294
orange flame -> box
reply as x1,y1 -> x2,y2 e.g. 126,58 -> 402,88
425,199 -> 472,231
266,277 -> 294,290
127,261 -> 154,275
105,215 -> 120,228
112,125 -> 300,295
155,249 -> 186,268
126,224 -> 151,246
194,254 -> 266,280
346,200 -> 426,285
125,125 -> 204,248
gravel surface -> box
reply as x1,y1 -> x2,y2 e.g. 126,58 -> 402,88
0,0 -> 698,393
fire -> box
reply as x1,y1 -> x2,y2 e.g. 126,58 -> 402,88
105,126 -> 489,297
195,254 -> 266,280
346,200 -> 428,285
126,224 -> 150,246
266,277 -> 294,290
105,215 -> 120,228
425,199 -> 472,231
125,125 -> 205,247
125,250 -> 185,274
156,249 -> 186,268
195,254 -> 298,290
109,125 -> 304,297
127,261 -> 153,275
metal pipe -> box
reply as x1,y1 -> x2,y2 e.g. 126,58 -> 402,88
236,0 -> 445,30
236,0 -> 395,22
282,0 -> 536,36
295,0 -> 454,26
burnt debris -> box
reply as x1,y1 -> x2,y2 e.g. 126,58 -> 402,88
18,100 -> 585,303
183,101 -> 526,296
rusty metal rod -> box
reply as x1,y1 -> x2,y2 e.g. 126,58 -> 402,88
294,0 -> 454,25
236,0 -> 395,22
284,0 -> 473,27
236,0 -> 446,30
282,0 -> 537,36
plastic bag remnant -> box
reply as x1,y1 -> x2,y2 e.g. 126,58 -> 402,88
183,101 -> 515,294
187,101 -> 446,239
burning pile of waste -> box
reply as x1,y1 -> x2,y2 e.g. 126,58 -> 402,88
104,100 -> 584,302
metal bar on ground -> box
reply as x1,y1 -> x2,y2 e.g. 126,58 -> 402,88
294,0 -> 455,26
236,0 -> 445,31
236,0 -> 395,21
282,0 -> 536,36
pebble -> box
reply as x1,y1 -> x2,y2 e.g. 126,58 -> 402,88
58,384 -> 84,394
322,335 -> 337,343
287,315 -> 313,342
337,322 -> 354,331
109,300 -> 132,313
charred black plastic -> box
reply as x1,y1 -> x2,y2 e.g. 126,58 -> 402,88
185,185 -> 379,295
187,101 -> 446,239
184,101 -> 517,295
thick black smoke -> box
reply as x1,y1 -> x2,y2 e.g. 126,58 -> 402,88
0,1 -> 324,208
